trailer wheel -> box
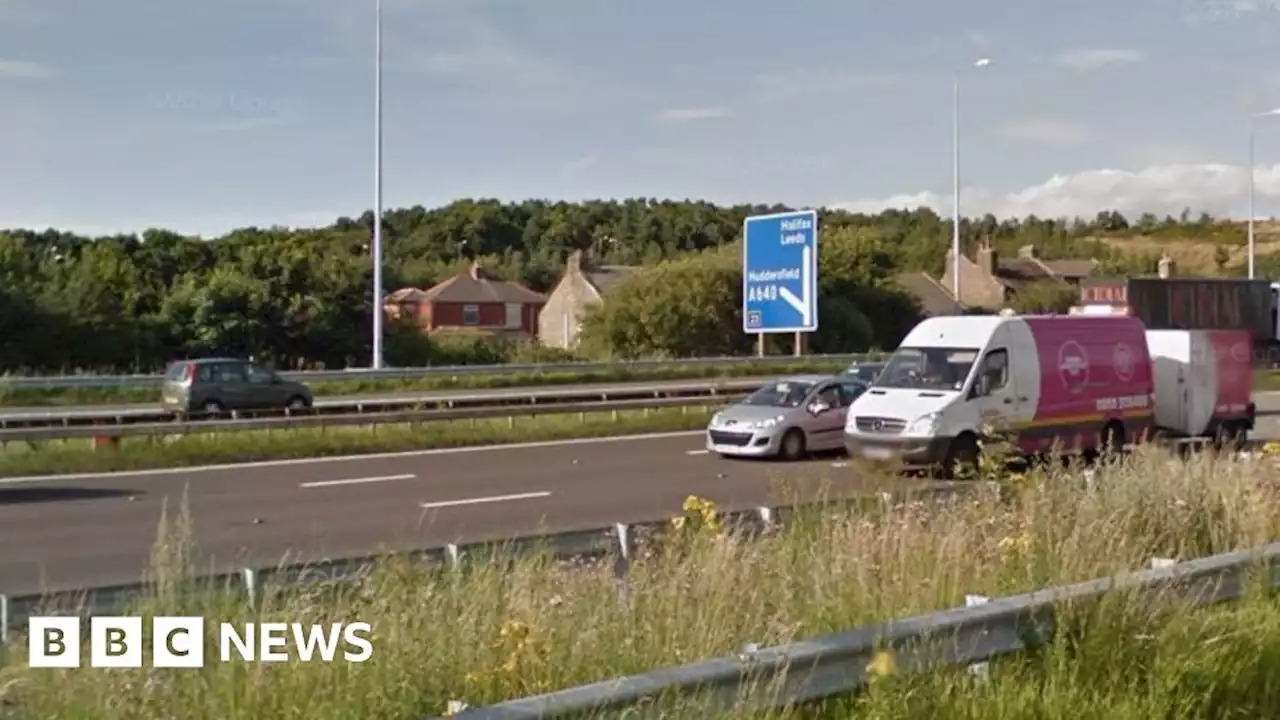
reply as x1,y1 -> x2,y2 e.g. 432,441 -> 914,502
1214,422 -> 1248,454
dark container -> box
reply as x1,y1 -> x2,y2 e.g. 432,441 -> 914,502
1079,277 -> 1274,341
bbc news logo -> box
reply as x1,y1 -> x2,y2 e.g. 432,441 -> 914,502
28,616 -> 373,668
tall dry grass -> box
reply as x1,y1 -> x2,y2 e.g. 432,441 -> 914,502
2,444 -> 1279,718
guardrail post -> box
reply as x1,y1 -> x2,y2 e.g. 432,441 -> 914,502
757,506 -> 775,532
612,523 -> 631,579
964,594 -> 990,682
446,543 -> 461,569
1,593 -> 8,648
242,568 -> 258,609
1151,557 -> 1176,569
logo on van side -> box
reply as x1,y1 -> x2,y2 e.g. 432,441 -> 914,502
1113,343 -> 1135,382
1057,340 -> 1090,395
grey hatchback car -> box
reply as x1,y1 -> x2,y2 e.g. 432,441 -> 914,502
161,358 -> 313,416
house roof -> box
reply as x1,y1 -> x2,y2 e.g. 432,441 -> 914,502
583,265 -> 639,296
422,262 -> 547,304
386,287 -> 428,303
893,272 -> 964,316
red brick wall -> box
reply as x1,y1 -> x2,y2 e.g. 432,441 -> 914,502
428,301 -> 542,334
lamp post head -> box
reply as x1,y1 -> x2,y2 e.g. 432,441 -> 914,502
974,58 -> 992,68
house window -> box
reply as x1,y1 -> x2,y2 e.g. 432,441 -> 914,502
504,303 -> 522,329
462,304 -> 480,325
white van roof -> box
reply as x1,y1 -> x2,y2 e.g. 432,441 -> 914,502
900,315 -> 1010,349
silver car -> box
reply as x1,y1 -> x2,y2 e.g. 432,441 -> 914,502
705,374 -> 868,460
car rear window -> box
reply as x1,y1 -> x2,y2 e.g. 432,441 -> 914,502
164,362 -> 190,381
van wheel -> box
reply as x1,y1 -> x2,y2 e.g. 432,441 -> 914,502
943,433 -> 979,479
1100,421 -> 1125,457
778,429 -> 806,461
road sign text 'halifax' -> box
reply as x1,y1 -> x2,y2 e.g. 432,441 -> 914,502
742,210 -> 819,334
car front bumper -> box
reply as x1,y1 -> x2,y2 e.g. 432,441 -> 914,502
705,426 -> 783,457
843,431 -> 953,467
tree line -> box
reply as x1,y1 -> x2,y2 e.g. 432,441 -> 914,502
0,199 -> 1258,374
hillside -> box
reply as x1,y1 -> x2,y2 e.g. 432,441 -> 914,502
1090,219 -> 1280,275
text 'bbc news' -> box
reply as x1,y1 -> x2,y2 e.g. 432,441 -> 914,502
28,616 -> 373,668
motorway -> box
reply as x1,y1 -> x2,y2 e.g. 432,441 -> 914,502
0,377 -> 770,421
3,394 -> 1280,598
0,432 -> 927,596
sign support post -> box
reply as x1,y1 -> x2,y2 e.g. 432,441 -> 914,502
742,210 -> 819,355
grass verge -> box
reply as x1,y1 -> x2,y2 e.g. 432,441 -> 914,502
0,359 -> 854,408
2,445 -> 1280,717
0,406 -> 714,478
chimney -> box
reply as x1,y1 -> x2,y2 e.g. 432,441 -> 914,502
1018,244 -> 1036,259
976,240 -> 998,276
469,261 -> 485,281
1157,253 -> 1175,279
567,249 -> 584,274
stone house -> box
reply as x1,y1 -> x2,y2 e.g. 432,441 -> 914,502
938,241 -> 1097,310
537,250 -> 639,349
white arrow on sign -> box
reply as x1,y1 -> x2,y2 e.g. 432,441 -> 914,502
777,244 -> 812,327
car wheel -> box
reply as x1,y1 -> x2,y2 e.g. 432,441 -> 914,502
200,400 -> 224,419
778,429 -> 806,461
943,433 -> 979,479
286,396 -> 309,412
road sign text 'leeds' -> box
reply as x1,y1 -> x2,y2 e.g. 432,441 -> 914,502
742,210 -> 819,334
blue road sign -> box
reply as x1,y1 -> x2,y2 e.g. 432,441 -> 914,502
742,209 -> 819,334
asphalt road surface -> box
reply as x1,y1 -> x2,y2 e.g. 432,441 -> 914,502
3,403 -> 1279,598
0,432 -> 931,596
0,377 -> 772,421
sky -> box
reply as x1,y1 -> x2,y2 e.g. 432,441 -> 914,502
4,0 -> 1280,237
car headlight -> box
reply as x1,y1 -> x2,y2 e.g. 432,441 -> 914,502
753,414 -> 785,429
907,412 -> 940,435
710,413 -> 722,426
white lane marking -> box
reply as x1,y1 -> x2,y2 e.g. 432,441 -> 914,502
831,461 -> 850,468
0,430 -> 705,485
300,473 -> 415,489
421,491 -> 551,510
686,449 -> 709,455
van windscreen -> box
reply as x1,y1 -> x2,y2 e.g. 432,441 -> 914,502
877,346 -> 978,392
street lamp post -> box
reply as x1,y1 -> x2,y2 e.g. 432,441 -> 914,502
371,0 -> 385,369
1248,108 -> 1280,280
952,57 -> 991,302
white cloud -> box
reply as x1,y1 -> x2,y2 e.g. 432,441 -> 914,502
653,107 -> 734,123
831,163 -> 1280,220
998,117 -> 1093,145
1053,48 -> 1144,72
0,59 -> 54,79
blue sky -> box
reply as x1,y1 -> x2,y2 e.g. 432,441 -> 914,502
3,0 -> 1280,237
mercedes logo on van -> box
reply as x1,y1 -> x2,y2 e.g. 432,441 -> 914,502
872,418 -> 885,431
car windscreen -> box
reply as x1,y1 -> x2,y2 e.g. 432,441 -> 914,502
876,347 -> 979,392
163,362 -> 189,381
742,380 -> 815,408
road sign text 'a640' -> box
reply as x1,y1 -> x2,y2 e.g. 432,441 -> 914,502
742,210 -> 819,334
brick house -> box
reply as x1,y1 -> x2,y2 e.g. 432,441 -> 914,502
537,249 -> 639,349
939,242 -> 1096,310
385,262 -> 546,336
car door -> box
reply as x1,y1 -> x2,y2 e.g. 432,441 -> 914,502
245,362 -> 285,409
212,361 -> 251,411
802,382 -> 847,450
